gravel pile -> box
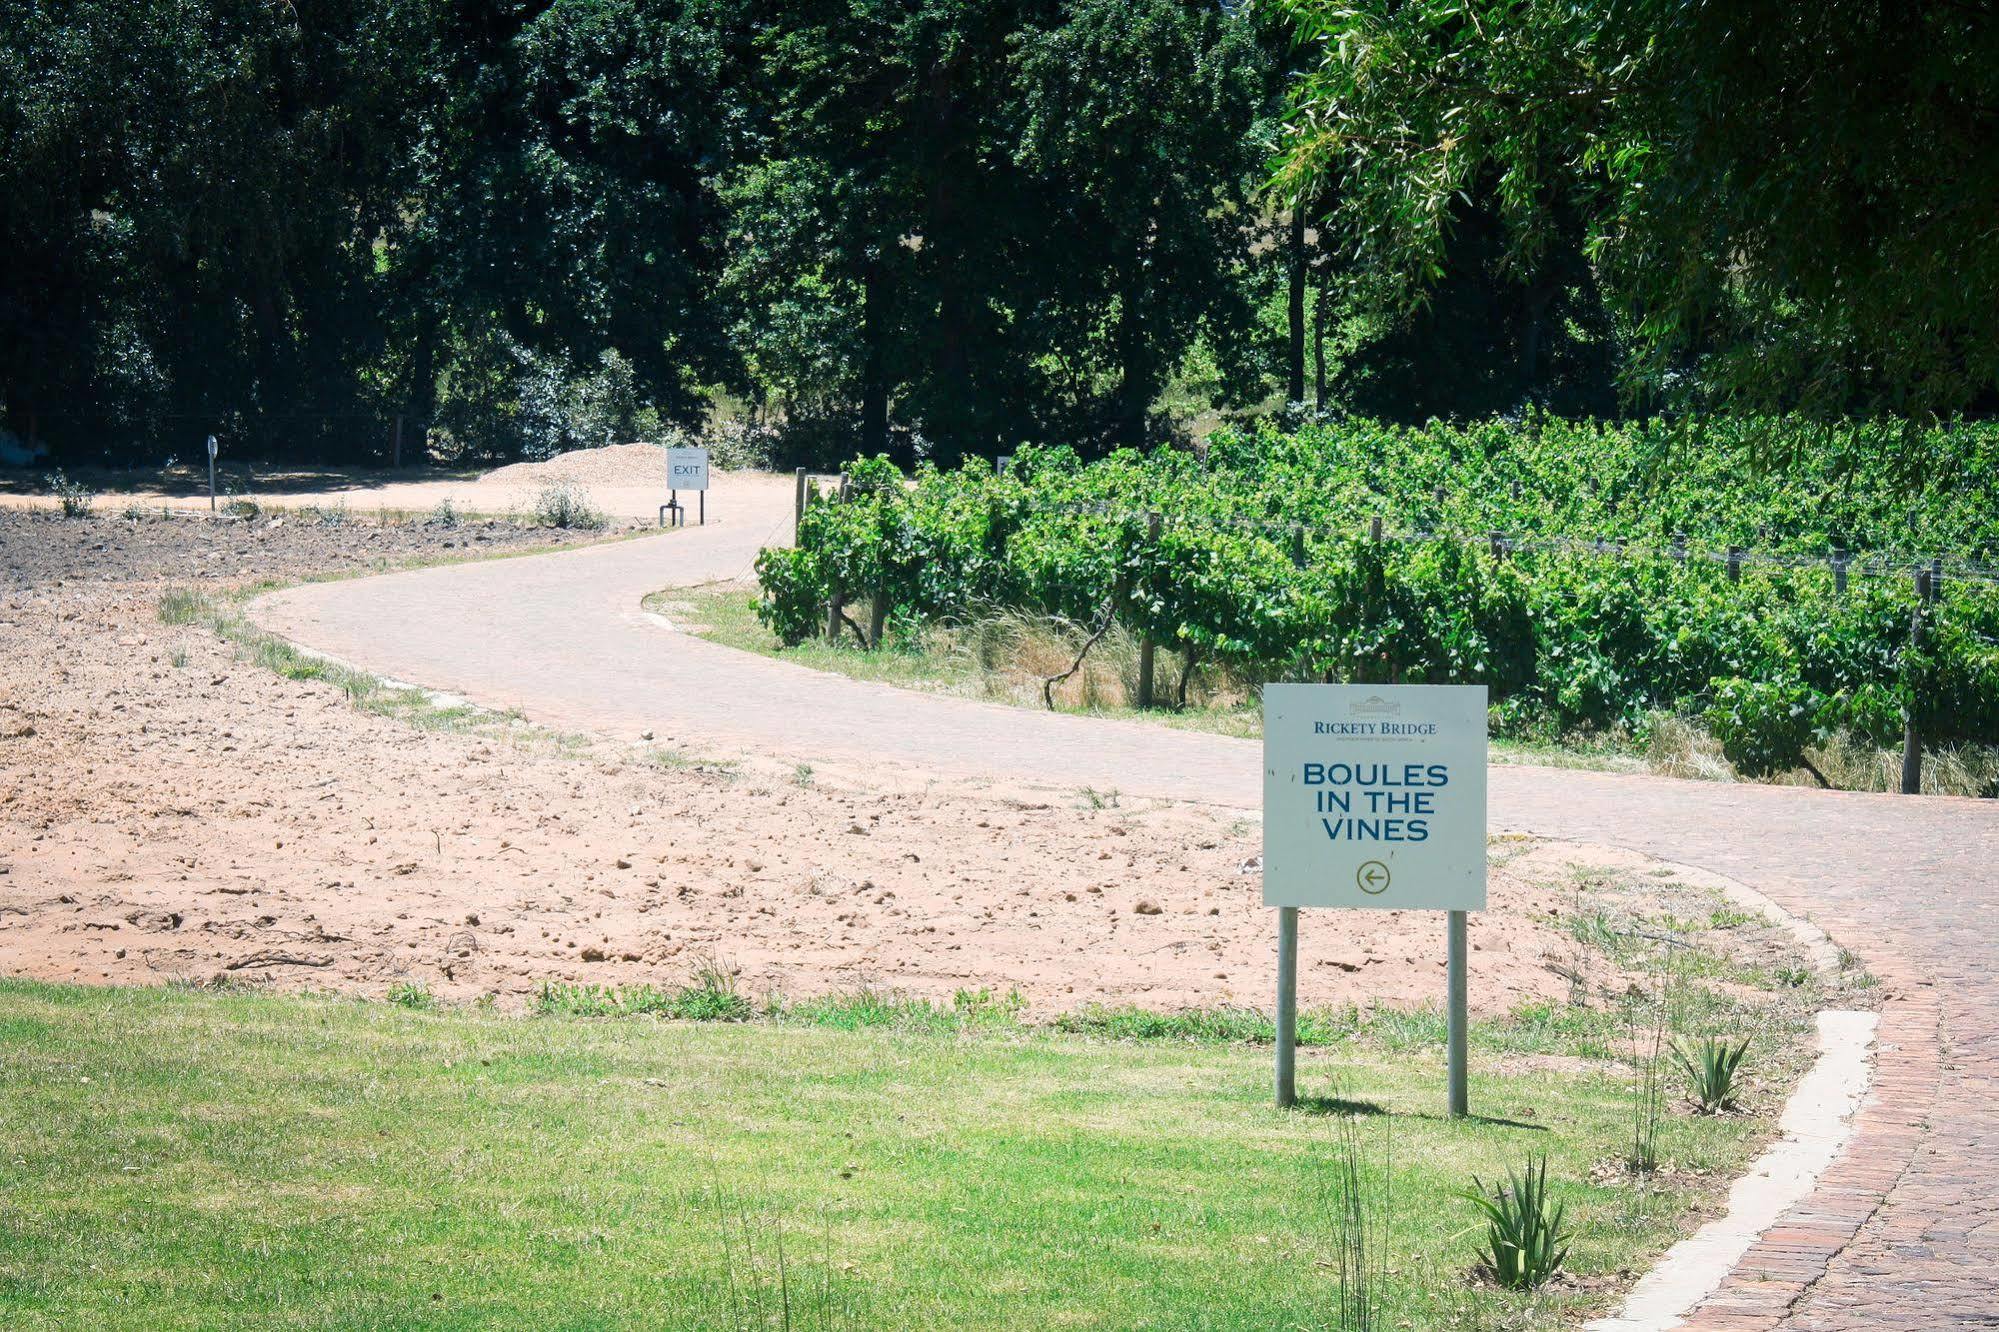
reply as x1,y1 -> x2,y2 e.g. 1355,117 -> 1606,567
480,443 -> 668,488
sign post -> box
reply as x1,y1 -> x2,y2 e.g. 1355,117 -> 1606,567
206,435 -> 218,512
667,445 -> 710,526
1262,684 -> 1488,1113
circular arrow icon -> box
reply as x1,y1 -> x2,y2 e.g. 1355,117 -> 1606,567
1356,860 -> 1391,895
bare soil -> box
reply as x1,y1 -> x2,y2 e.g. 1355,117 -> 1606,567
1,509 -> 1760,1015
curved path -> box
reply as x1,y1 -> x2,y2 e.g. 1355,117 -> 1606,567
254,472 -> 1997,1330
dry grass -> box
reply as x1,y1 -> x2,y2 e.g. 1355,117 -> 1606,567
1645,712 -> 1999,797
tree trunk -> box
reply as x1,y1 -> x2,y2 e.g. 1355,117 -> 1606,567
1313,271 -> 1329,410
1286,208 -> 1306,405
409,310 -> 438,428
861,257 -> 889,456
1119,280 -> 1151,446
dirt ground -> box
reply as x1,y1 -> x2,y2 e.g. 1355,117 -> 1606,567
0,503 -> 1769,1015
0,443 -> 718,522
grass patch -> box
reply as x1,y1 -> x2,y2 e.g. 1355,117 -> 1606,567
0,976 -> 1808,1330
671,583 -> 1998,794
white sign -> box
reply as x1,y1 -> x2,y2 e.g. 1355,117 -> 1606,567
1262,683 -> 1487,911
667,445 -> 709,492
207,435 -> 218,459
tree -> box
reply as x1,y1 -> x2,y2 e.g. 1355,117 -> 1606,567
0,0 -> 442,460
1270,0 -> 1999,422
725,0 -> 1049,465
1011,0 -> 1270,449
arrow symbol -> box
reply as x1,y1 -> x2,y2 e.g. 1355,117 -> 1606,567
1356,860 -> 1391,895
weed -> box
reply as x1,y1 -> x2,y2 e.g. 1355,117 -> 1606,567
169,646 -> 189,669
779,985 -> 1027,1035
1707,906 -> 1760,930
224,493 -> 261,521
792,763 -> 814,787
1462,1154 -> 1572,1291
531,481 -> 606,531
156,588 -> 212,625
535,959 -> 751,1023
704,1181 -> 866,1331
679,957 -> 753,1022
1078,785 -> 1121,810
1774,965 -> 1812,988
387,980 -> 435,1011
305,502 -> 350,527
1323,1093 -> 1391,1330
429,496 -> 460,528
1672,1035 -> 1750,1113
44,470 -> 96,518
1625,971 -> 1669,1175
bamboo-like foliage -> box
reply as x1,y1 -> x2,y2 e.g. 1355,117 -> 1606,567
1625,962 -> 1672,1175
1323,1105 -> 1392,1330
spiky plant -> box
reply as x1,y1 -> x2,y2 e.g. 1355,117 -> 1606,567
1461,1154 -> 1572,1291
1672,1035 -> 1751,1113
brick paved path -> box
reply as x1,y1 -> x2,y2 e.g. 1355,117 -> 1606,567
254,477 -> 1999,1328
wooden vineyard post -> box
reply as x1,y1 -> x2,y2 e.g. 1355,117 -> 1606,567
1136,511 -> 1161,709
1727,546 -> 1743,583
1833,545 -> 1849,596
824,473 -> 851,643
867,579 -> 888,651
793,467 -> 807,538
1901,565 -> 1933,795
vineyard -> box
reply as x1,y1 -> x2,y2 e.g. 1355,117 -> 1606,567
756,418 -> 1999,788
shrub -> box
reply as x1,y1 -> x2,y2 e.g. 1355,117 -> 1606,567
1672,1035 -> 1751,1113
1461,1154 -> 1572,1291
44,470 -> 96,519
531,481 -> 606,531
429,497 -> 460,528
753,545 -> 826,645
1704,677 -> 1822,781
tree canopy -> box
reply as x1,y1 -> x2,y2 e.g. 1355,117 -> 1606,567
4,0 -> 1997,466
1272,0 -> 1999,421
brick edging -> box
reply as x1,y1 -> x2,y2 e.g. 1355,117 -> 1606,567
1674,957 -> 1941,1330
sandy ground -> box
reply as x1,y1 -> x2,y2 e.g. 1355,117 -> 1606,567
0,499 -> 1731,1016
0,443 -> 717,522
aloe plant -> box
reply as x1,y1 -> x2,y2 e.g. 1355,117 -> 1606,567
1673,1035 -> 1751,1113
1462,1154 -> 1572,1291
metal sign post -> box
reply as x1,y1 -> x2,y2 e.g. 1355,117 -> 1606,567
1263,684 -> 1488,1115
206,435 -> 218,512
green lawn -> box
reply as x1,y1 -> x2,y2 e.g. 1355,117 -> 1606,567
0,979 -> 1805,1330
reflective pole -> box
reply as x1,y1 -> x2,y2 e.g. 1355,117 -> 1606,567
1275,906 -> 1299,1107
1447,909 -> 1469,1117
